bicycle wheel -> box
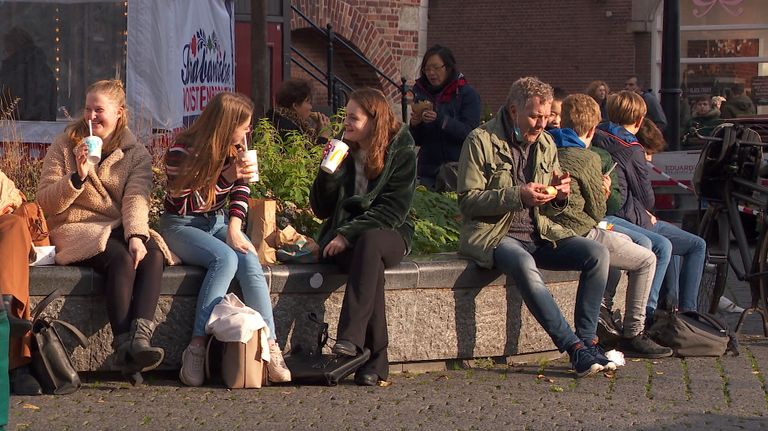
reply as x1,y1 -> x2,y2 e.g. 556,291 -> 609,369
698,206 -> 729,314
751,224 -> 768,311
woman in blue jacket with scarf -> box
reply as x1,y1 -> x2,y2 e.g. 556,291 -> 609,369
410,45 -> 481,190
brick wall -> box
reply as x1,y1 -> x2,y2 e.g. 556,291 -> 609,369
427,0 -> 641,111
290,0 -> 421,101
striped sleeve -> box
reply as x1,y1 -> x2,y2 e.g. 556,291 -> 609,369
228,179 -> 250,220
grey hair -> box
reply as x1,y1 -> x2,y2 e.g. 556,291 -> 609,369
506,77 -> 554,109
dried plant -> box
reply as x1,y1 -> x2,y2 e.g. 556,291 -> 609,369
0,93 -> 44,200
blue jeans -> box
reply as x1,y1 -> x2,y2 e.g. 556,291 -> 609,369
493,236 -> 609,352
605,216 -> 706,315
650,220 -> 706,312
604,216 -> 672,310
159,213 -> 275,339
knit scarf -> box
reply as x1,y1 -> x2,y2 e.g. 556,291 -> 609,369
415,72 -> 468,104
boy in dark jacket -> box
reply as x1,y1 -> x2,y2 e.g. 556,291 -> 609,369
549,94 -> 671,358
593,91 -> 706,323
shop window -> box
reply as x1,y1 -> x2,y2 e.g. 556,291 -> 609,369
0,1 -> 127,122
680,0 -> 768,115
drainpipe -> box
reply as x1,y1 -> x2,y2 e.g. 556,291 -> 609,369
251,0 -> 268,117
660,0 -> 681,150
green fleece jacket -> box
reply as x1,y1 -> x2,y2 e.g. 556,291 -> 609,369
310,124 -> 417,254
553,147 -> 606,236
456,113 -> 574,269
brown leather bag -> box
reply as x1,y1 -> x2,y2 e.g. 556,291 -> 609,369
13,198 -> 50,247
205,330 -> 268,389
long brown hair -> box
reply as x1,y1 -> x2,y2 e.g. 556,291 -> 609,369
346,88 -> 401,179
586,80 -> 610,101
169,91 -> 253,209
64,80 -> 129,154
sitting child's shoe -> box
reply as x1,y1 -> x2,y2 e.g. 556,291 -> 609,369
267,343 -> 291,383
618,332 -> 673,359
583,338 -> 617,371
568,342 -> 603,378
179,344 -> 206,387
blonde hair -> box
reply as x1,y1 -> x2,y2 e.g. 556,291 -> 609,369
64,79 -> 128,154
346,88 -> 401,179
506,77 -> 553,109
561,94 -> 601,136
606,90 -> 647,126
169,92 -> 254,209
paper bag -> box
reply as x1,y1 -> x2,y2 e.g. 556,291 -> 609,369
246,198 -> 278,264
276,225 -> 320,263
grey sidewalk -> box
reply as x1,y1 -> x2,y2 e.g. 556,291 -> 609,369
9,260 -> 768,431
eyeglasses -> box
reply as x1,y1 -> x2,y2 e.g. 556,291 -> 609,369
423,64 -> 446,73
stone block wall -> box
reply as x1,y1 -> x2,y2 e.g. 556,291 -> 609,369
29,257 -> 628,372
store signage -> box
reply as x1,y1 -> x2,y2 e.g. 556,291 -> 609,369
127,0 -> 235,131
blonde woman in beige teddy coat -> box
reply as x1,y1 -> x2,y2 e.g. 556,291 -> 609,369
37,80 -> 172,385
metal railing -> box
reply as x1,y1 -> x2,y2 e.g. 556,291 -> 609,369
290,5 -> 409,121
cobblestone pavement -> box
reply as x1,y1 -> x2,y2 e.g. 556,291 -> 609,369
10,259 -> 768,431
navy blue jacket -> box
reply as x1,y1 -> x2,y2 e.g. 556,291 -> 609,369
410,74 -> 481,183
592,122 -> 655,229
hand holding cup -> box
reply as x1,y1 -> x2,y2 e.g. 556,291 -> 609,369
320,139 -> 349,174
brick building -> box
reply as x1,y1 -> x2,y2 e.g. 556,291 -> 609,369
285,0 -> 661,112
287,0 -> 425,106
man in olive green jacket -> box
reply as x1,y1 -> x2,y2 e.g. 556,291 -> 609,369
457,77 -> 613,378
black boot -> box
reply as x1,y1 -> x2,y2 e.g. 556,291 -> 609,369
9,365 -> 42,396
2,295 -> 32,338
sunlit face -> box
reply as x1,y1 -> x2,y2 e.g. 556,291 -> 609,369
293,98 -> 313,121
231,116 -> 252,146
84,91 -> 122,141
509,96 -> 551,145
693,99 -> 712,116
595,85 -> 607,100
625,78 -> 640,93
549,100 -> 562,129
423,54 -> 448,87
343,99 -> 372,148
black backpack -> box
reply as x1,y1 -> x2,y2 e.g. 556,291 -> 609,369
647,310 -> 739,357
283,313 -> 370,386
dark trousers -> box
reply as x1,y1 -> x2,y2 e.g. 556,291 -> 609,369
76,229 -> 164,335
332,229 -> 406,380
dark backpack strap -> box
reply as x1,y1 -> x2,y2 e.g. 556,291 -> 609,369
31,289 -> 63,322
307,312 -> 330,350
48,319 -> 89,348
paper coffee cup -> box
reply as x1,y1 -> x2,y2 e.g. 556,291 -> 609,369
243,149 -> 259,183
320,139 -> 349,174
84,136 -> 103,164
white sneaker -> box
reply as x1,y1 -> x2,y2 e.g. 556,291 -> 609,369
718,296 -> 745,315
179,344 -> 206,387
267,343 -> 291,383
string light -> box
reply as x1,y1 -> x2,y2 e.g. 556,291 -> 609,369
54,7 -> 60,92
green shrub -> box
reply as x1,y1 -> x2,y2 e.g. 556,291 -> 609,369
409,186 -> 461,254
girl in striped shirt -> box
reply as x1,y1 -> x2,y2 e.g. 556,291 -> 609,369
159,92 -> 290,386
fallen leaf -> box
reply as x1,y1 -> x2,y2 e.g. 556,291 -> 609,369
22,404 -> 39,410
280,391 -> 292,395
655,371 -> 664,375
377,380 -> 392,387
434,375 -> 449,381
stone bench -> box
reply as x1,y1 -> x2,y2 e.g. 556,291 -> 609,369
28,254 -> 627,372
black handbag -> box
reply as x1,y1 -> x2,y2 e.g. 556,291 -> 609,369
284,313 -> 370,386
30,289 -> 89,395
